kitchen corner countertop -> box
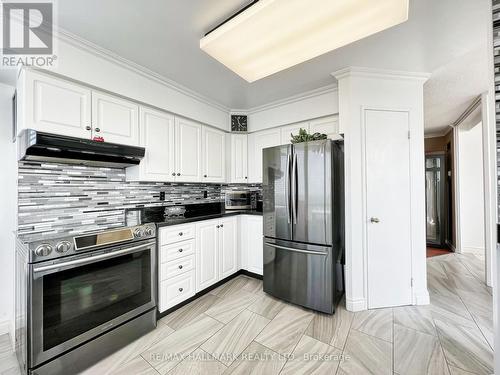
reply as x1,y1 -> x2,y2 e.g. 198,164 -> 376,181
154,209 -> 262,227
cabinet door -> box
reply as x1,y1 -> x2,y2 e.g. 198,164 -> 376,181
219,217 -> 238,279
92,91 -> 139,146
25,71 -> 91,138
196,220 -> 219,291
127,107 -> 175,181
175,117 -> 202,182
248,129 -> 281,183
280,122 -> 309,144
230,134 -> 248,183
202,126 -> 226,183
246,216 -> 263,275
309,116 -> 341,140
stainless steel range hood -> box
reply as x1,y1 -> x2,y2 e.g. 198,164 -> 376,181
18,129 -> 145,167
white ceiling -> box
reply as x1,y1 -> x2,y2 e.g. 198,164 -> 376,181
2,0 -> 491,133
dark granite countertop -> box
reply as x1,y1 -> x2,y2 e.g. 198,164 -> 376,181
155,209 -> 262,227
125,202 -> 262,228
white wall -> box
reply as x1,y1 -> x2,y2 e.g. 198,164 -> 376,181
0,83 -> 16,338
46,36 -> 230,130
458,120 -> 485,254
246,86 -> 339,132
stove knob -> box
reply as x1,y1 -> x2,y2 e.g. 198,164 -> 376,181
35,244 -> 53,257
144,227 -> 154,236
56,241 -> 71,253
134,228 -> 144,238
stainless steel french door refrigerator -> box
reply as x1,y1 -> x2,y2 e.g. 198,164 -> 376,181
262,140 -> 344,314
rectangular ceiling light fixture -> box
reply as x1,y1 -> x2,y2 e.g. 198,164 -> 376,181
200,0 -> 409,82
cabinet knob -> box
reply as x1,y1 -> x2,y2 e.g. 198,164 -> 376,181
172,173 -> 175,176
178,265 -> 183,269
94,127 -> 100,133
177,173 -> 181,176
370,217 -> 380,223
204,174 -> 207,178
245,177 -> 248,179
220,224 -> 224,228
179,232 -> 183,236
179,288 -> 183,292
178,248 -> 183,252
216,225 -> 220,228
85,126 -> 91,131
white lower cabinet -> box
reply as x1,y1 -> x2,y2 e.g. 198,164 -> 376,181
195,220 -> 219,291
196,217 -> 238,292
239,215 -> 263,275
158,223 -> 197,312
219,217 -> 238,279
158,215 -> 259,312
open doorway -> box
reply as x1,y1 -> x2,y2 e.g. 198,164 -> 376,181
424,98 -> 494,287
455,103 -> 489,284
424,132 -> 455,256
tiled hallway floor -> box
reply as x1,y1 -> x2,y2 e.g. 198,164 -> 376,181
0,252 -> 493,374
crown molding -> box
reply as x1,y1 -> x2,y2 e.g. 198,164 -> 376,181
56,28 -> 231,113
244,84 -> 338,115
331,67 -> 431,82
55,27 -> 339,117
424,127 -> 452,138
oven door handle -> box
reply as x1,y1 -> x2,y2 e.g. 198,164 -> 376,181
33,241 -> 155,273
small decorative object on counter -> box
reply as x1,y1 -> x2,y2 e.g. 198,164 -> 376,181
290,128 -> 327,144
231,114 -> 247,132
93,136 -> 105,142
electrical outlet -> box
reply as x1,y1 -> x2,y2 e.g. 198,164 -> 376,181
160,191 -> 165,201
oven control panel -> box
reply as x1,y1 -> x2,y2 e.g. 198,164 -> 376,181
27,224 -> 157,263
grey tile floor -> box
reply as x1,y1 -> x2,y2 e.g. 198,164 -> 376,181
0,252 -> 493,375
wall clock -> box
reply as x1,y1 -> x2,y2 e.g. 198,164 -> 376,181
231,115 -> 247,132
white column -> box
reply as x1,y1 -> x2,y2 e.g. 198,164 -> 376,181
332,67 -> 430,311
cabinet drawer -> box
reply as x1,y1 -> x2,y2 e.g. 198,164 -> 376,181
160,224 -> 195,245
159,271 -> 195,312
160,239 -> 195,263
160,255 -> 195,281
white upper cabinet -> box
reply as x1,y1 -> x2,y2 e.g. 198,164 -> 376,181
227,134 -> 248,183
175,117 -> 202,182
22,70 -> 92,138
280,122 -> 309,144
309,115 -> 341,139
248,128 -> 281,183
126,107 -> 175,182
202,126 -> 226,183
91,91 -> 139,146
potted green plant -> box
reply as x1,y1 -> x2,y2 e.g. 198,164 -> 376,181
290,128 -> 328,144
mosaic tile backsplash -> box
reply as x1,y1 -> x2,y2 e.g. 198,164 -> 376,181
17,162 -> 262,241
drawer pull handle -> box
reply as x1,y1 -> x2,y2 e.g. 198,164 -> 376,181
179,288 -> 183,292
178,265 -> 183,269
178,248 -> 183,252
179,232 -> 183,236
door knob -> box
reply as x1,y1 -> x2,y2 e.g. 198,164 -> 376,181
94,128 -> 100,133
370,217 -> 380,223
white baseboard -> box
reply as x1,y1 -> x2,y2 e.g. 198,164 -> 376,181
346,297 -> 367,312
414,289 -> 430,305
462,246 -> 485,255
0,319 -> 11,336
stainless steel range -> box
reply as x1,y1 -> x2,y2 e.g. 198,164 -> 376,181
15,224 -> 157,375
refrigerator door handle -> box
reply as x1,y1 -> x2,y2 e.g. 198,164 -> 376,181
292,152 -> 298,224
286,153 -> 291,224
264,242 -> 329,256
